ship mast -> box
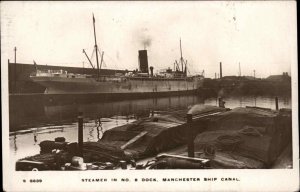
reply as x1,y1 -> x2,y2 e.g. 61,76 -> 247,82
93,14 -> 100,79
179,38 -> 187,77
180,38 -> 183,73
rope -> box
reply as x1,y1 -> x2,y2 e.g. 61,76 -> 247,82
90,48 -> 95,61
148,160 -> 167,169
216,135 -> 243,151
238,127 -> 263,137
216,135 -> 242,146
104,52 -> 120,69
203,144 -> 216,156
30,153 -> 56,163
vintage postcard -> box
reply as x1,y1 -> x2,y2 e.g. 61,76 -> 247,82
1,1 -> 299,191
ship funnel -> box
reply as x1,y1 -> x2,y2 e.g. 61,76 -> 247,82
150,66 -> 154,76
138,50 -> 149,74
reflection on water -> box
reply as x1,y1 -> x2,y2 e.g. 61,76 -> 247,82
9,118 -> 135,164
9,94 -> 291,164
13,135 -> 17,152
10,95 -> 205,131
203,96 -> 291,110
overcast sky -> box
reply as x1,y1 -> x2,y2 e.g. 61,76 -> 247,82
1,1 -> 296,78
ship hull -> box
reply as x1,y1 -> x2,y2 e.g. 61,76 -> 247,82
30,76 -> 203,95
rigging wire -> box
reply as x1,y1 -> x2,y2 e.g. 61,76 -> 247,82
100,50 -> 120,70
90,48 -> 95,61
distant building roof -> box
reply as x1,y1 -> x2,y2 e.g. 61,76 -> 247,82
221,76 -> 240,80
267,73 -> 291,81
221,76 -> 255,81
243,76 -> 255,80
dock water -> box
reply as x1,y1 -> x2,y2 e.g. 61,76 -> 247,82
15,102 -> 292,170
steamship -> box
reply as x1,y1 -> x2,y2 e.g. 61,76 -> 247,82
30,15 -> 204,96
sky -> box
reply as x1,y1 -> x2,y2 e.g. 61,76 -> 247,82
1,1 -> 297,78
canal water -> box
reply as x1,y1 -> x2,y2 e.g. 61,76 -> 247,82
9,94 -> 291,165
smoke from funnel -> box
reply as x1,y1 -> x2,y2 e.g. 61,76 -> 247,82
142,38 -> 152,49
138,27 -> 152,49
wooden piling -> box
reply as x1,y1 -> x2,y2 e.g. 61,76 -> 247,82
120,160 -> 127,169
186,113 -> 194,157
78,112 -> 83,157
275,97 -> 279,110
218,97 -> 225,108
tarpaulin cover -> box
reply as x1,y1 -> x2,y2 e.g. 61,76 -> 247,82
83,105 -> 226,162
191,107 -> 292,167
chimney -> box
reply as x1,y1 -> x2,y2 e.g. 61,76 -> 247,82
150,66 -> 154,76
220,62 -> 222,79
138,50 -> 149,73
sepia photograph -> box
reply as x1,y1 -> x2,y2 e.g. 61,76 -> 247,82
1,1 -> 298,191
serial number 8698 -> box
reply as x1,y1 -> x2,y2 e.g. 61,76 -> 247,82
30,179 -> 42,183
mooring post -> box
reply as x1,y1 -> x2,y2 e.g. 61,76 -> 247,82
78,112 -> 83,157
120,160 -> 127,170
218,97 -> 223,107
275,97 -> 279,110
187,113 -> 194,157
218,97 -> 225,108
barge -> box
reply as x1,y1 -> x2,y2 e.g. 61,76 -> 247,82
16,102 -> 292,170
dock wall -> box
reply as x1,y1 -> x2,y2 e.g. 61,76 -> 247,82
201,77 -> 291,97
8,62 -> 126,94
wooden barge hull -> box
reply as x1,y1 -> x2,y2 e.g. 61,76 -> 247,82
82,105 -> 227,163
15,105 -> 292,170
